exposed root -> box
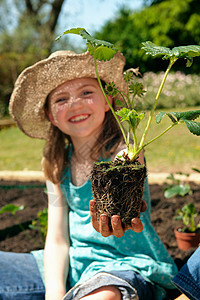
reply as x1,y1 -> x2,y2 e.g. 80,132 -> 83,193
91,158 -> 147,227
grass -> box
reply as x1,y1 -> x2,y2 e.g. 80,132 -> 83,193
138,107 -> 200,173
0,107 -> 199,173
0,126 -> 45,171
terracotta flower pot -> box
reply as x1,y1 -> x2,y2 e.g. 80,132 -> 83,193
174,227 -> 200,251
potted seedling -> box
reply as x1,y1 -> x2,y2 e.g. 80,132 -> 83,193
57,28 -> 200,226
174,203 -> 200,250
164,172 -> 192,199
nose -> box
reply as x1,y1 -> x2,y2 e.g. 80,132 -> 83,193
68,97 -> 84,110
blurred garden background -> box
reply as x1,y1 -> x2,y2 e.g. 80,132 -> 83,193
0,0 -> 200,173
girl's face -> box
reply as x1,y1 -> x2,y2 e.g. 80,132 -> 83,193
47,77 -> 111,143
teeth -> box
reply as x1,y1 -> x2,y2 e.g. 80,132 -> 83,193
71,115 -> 88,122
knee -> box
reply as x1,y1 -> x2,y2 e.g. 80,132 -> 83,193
80,285 -> 121,300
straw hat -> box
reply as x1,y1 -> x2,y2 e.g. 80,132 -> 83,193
9,50 -> 126,139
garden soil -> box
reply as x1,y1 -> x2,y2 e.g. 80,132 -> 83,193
0,179 -> 200,299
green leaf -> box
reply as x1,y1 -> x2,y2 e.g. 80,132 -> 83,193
80,30 -> 114,48
142,41 -> 172,57
184,120 -> 200,136
0,204 -> 25,215
156,110 -> 200,127
156,112 -> 177,124
116,108 -> 144,130
142,42 -> 200,63
56,28 -> 117,61
170,110 -> 200,121
95,45 -> 117,61
172,45 -> 200,58
115,99 -> 124,107
164,184 -> 190,198
55,27 -> 86,40
56,27 -> 115,49
156,112 -> 166,123
192,168 -> 200,173
182,203 -> 196,215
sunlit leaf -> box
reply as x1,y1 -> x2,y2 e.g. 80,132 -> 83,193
0,204 -> 25,215
172,45 -> 200,58
95,45 -> 117,61
164,184 -> 190,198
116,108 -> 144,130
142,42 -> 200,63
55,27 -> 86,40
142,41 -> 172,57
80,30 -> 114,48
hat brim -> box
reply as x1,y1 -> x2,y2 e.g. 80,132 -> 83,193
9,51 -> 126,139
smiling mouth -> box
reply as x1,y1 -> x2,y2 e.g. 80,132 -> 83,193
69,114 -> 90,123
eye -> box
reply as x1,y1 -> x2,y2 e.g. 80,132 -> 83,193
55,98 -> 67,103
82,90 -> 93,96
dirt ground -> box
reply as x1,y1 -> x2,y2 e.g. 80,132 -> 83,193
0,179 -> 200,299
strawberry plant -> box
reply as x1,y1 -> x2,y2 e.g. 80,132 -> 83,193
56,28 -> 200,226
175,203 -> 200,233
164,172 -> 192,199
57,28 -> 200,161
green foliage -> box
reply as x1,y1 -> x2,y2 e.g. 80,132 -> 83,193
142,42 -> 200,66
192,168 -> 200,173
29,208 -> 48,243
0,0 -> 69,118
116,109 -> 145,132
0,204 -> 25,215
57,28 -> 118,61
164,173 -> 191,198
156,110 -> 200,136
0,52 -> 45,118
0,204 -> 28,235
57,28 -> 200,160
175,203 -> 200,233
95,0 -> 200,73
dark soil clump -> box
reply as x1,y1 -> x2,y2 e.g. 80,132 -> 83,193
91,159 -> 146,226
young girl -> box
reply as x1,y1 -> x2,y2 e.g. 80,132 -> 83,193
2,50 -> 178,300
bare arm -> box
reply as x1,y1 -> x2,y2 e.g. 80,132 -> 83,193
44,181 -> 70,300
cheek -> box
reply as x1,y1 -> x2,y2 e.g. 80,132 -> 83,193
49,104 -> 66,125
86,98 -> 94,105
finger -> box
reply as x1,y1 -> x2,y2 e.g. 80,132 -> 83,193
130,218 -> 143,233
141,200 -> 147,212
99,214 -> 112,237
89,200 -> 99,232
111,215 -> 125,238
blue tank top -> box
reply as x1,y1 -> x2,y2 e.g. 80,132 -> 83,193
58,154 -> 178,299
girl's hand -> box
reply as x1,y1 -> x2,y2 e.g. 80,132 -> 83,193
89,199 -> 146,238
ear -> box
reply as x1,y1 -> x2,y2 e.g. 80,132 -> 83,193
104,95 -> 113,112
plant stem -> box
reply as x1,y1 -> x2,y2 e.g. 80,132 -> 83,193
133,122 -> 178,160
93,51 -> 128,146
15,215 -> 34,241
139,58 -> 178,149
140,122 -> 177,149
133,130 -> 138,153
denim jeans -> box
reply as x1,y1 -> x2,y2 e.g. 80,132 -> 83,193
172,246 -> 200,300
64,270 -> 154,300
0,251 -> 155,300
0,251 -> 45,300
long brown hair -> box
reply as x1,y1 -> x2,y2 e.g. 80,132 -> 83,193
42,83 -> 123,184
